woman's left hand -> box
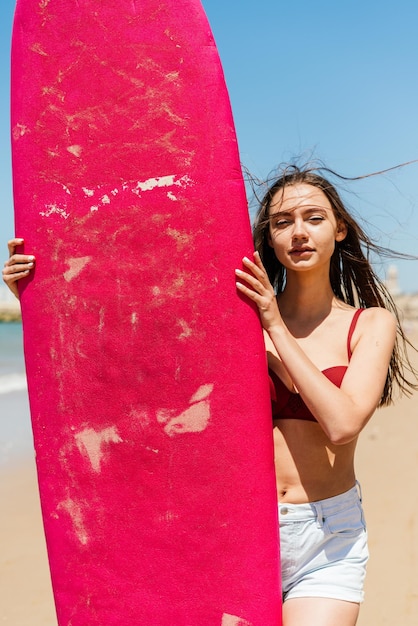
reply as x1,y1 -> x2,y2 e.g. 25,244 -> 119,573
2,238 -> 35,299
235,252 -> 283,332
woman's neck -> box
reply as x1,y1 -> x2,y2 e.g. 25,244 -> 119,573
278,269 -> 338,323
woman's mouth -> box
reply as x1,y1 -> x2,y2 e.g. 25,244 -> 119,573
289,247 -> 314,257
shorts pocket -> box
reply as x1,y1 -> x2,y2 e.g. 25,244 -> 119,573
324,502 -> 365,536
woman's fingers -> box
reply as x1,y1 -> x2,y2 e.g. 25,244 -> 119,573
242,253 -> 274,288
235,278 -> 257,299
235,266 -> 272,306
4,255 -> 35,270
242,254 -> 265,278
7,238 -> 24,257
2,264 -> 32,281
235,268 -> 261,292
236,253 -> 273,294
4,237 -> 35,270
2,265 -> 30,300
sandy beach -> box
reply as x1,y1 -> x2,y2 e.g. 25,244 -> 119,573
356,370 -> 418,625
0,458 -> 57,626
1,346 -> 418,624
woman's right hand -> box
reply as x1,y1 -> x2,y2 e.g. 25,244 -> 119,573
2,238 -> 35,299
235,252 -> 284,334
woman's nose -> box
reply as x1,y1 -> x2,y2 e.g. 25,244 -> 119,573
291,218 -> 308,239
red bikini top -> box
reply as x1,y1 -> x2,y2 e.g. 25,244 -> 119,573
270,308 -> 365,422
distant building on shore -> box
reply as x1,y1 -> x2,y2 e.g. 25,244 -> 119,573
384,265 -> 401,297
384,265 -> 418,335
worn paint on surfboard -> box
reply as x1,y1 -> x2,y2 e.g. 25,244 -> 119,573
11,0 -> 282,623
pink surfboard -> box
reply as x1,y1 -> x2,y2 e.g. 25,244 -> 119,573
11,0 -> 281,623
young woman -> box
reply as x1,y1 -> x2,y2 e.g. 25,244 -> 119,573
3,165 -> 417,625
234,165 -> 417,625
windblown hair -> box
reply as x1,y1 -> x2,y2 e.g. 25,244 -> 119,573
252,163 -> 418,406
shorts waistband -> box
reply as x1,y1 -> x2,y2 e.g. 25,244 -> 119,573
279,482 -> 362,523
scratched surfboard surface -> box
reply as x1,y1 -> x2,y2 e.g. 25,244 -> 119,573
11,0 -> 281,624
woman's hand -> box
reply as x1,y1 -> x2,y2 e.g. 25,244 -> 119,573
235,252 -> 283,332
2,238 -> 35,299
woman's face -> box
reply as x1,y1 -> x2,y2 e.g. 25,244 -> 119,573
268,183 -> 346,273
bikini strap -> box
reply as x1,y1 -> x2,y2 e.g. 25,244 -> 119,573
347,308 -> 365,360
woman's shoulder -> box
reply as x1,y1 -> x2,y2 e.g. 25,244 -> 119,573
351,306 -> 397,352
333,303 -> 395,330
358,306 -> 397,327
335,303 -> 396,325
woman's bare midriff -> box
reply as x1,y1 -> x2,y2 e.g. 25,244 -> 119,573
274,418 -> 358,504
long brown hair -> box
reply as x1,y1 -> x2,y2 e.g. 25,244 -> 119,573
252,164 -> 418,406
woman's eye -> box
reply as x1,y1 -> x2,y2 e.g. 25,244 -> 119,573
309,216 -> 324,223
275,220 -> 290,227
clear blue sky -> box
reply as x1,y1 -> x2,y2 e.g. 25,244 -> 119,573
1,0 -> 417,291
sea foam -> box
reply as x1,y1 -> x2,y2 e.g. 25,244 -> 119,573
0,373 -> 28,395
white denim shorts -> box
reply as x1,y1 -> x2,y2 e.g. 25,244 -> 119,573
279,483 -> 369,603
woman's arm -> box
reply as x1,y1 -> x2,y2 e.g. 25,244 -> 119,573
236,253 -> 397,445
2,238 -> 36,299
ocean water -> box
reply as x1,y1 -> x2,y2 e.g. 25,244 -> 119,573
0,322 -> 27,394
0,322 -> 33,467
